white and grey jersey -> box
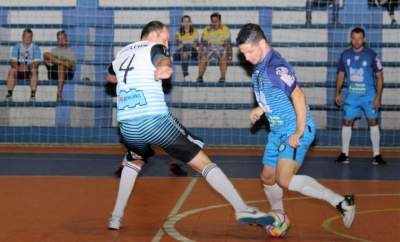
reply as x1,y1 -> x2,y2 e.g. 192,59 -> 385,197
112,41 -> 169,121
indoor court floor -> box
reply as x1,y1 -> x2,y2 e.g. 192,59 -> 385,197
0,147 -> 399,242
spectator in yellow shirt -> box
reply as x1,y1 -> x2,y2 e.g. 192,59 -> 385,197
175,15 -> 199,81
197,12 -> 232,83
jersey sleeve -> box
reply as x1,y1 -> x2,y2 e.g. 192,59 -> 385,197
337,52 -> 346,72
150,44 -> 169,66
371,51 -> 383,73
10,44 -> 18,61
267,64 -> 298,96
107,63 -> 115,76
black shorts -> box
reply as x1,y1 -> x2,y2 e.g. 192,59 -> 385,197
16,71 -> 32,80
120,113 -> 204,163
47,65 -> 74,80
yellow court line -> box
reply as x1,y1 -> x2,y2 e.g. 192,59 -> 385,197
162,193 -> 400,242
151,178 -> 198,242
322,208 -> 400,242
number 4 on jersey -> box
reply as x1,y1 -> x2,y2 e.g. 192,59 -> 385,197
119,54 -> 135,83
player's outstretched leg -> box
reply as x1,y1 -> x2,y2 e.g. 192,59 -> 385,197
287,174 -> 356,228
188,150 -> 276,226
108,160 -> 143,230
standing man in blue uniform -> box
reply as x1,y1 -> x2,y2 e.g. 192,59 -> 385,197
237,23 -> 356,229
335,27 -> 386,165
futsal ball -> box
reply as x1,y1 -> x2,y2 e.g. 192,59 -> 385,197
265,212 -> 290,238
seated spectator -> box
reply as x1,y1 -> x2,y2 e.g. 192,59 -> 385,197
387,0 -> 398,24
197,12 -> 232,83
44,30 -> 76,101
368,0 -> 398,24
5,28 -> 41,101
175,15 -> 199,82
306,0 -> 340,25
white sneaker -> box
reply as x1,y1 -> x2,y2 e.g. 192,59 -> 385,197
108,215 -> 122,230
336,195 -> 356,228
236,206 -> 276,226
183,76 -> 192,82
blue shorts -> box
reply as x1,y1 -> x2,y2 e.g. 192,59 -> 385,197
262,124 -> 316,168
343,96 -> 378,121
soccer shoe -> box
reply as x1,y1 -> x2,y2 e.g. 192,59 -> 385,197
336,195 -> 356,228
5,94 -> 12,102
108,215 -> 122,230
372,155 -> 387,165
196,76 -> 204,83
335,152 -> 350,164
236,207 -> 276,226
183,75 -> 191,82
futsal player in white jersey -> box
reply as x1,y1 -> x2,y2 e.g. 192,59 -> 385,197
108,21 -> 275,230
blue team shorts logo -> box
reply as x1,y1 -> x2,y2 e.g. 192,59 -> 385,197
278,143 -> 286,152
118,88 -> 147,110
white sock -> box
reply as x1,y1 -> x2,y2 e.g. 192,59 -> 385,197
288,175 -> 343,207
341,126 -> 352,156
263,184 -> 284,213
111,161 -> 141,217
202,163 -> 247,212
370,125 -> 380,157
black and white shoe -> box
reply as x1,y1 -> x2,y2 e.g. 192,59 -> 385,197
372,155 -> 387,165
336,195 -> 356,228
335,152 -> 350,164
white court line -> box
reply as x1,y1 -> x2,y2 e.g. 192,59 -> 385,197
151,177 -> 198,242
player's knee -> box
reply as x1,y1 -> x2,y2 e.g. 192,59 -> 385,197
187,150 -> 212,172
260,173 -> 275,185
368,119 -> 378,126
343,120 -> 353,126
275,175 -> 291,189
128,159 -> 144,168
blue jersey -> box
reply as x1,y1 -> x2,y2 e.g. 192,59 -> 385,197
337,47 -> 382,98
253,50 -> 314,134
10,43 -> 42,65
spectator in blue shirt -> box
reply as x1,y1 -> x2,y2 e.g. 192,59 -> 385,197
5,28 -> 42,101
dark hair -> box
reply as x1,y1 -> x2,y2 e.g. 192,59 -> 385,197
350,27 -> 365,38
140,21 -> 166,39
56,30 -> 67,38
22,28 -> 33,36
236,23 -> 267,45
210,12 -> 221,20
179,15 -> 194,35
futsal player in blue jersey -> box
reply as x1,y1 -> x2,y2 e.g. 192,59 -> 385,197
335,27 -> 386,165
237,23 -> 356,229
107,21 -> 275,230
